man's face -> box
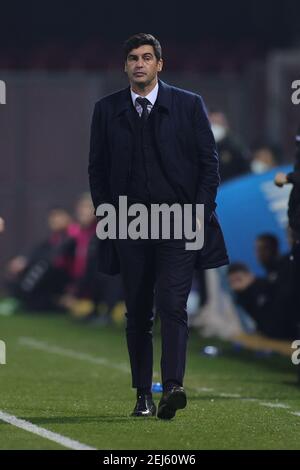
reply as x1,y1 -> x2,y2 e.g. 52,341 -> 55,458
124,45 -> 163,88
48,210 -> 72,232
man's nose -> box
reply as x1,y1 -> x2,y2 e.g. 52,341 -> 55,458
136,58 -> 145,67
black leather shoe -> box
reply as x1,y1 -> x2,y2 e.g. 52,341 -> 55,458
131,395 -> 157,417
157,386 -> 187,420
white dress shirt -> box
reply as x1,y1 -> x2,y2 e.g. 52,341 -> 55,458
130,82 -> 159,117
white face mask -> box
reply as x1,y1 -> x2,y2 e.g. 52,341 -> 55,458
211,124 -> 226,143
250,160 -> 270,174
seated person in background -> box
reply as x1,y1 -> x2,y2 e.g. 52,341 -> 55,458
60,192 -> 124,321
255,233 -> 292,284
209,110 -> 250,182
59,193 -> 96,308
75,233 -> 124,323
255,233 -> 294,321
60,193 -> 123,323
255,233 -> 280,281
5,207 -> 75,312
227,263 -> 296,340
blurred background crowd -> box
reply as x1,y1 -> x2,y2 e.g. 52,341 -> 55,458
0,0 -> 300,343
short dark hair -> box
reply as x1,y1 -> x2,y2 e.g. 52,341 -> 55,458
123,33 -> 162,61
227,263 -> 250,276
256,233 -> 279,251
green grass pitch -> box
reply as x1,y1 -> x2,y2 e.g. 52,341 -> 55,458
1,312 -> 300,450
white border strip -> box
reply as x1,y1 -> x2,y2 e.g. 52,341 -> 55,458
0,411 -> 96,450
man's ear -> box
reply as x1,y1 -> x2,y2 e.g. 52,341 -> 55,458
157,59 -> 163,72
124,61 -> 128,73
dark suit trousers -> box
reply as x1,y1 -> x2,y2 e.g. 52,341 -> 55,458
115,237 -> 197,390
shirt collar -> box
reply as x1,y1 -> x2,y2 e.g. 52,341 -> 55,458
130,81 -> 159,107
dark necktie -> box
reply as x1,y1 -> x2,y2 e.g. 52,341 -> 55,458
136,97 -> 150,122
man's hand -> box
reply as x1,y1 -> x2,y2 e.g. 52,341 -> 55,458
274,172 -> 288,187
7,256 -> 27,275
0,217 -> 4,233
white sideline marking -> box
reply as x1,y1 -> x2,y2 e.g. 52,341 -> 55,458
193,387 -> 243,399
19,336 -> 159,378
290,411 -> 300,417
194,387 -> 215,393
240,398 -> 259,402
19,337 -> 130,373
0,411 -> 96,450
259,402 -> 291,409
219,392 -> 241,398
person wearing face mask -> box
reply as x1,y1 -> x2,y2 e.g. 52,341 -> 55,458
209,110 -> 250,182
250,143 -> 279,174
